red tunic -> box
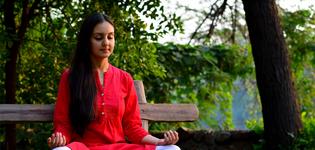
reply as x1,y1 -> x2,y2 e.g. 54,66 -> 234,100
53,64 -> 156,150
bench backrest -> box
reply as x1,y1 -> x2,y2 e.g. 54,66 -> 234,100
0,80 -> 199,130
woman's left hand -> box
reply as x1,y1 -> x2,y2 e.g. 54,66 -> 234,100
156,130 -> 179,145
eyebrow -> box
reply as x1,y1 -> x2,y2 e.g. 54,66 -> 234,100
93,32 -> 114,35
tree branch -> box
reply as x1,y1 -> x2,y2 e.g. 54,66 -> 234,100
230,0 -> 238,44
18,0 -> 41,41
188,0 -> 228,44
188,0 -> 219,44
207,0 -> 228,39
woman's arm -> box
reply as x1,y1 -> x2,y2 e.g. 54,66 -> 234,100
122,74 -> 151,143
47,70 -> 73,148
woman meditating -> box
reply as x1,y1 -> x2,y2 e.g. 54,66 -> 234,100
47,12 -> 180,150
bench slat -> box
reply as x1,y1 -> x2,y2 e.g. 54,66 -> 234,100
0,104 -> 198,123
0,104 -> 54,122
140,104 -> 199,121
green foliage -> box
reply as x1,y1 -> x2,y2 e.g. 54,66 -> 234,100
281,9 -> 315,117
248,114 -> 315,150
291,113 -> 315,149
146,43 -> 253,130
113,39 -> 166,79
16,123 -> 52,150
246,118 -> 264,134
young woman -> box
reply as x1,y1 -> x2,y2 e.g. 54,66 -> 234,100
47,13 -> 180,150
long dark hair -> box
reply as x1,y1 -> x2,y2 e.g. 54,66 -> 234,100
68,12 -> 114,136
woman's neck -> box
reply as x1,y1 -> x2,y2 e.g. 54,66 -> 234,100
92,58 -> 109,73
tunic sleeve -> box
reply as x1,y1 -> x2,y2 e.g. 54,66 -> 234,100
53,69 -> 73,144
122,74 -> 149,144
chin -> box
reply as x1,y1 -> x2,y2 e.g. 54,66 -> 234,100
102,54 -> 111,58
98,52 -> 111,57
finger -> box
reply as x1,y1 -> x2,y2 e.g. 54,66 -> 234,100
164,132 -> 171,144
61,135 -> 66,146
169,130 -> 176,141
166,131 -> 174,142
172,130 -> 178,142
47,137 -> 52,147
171,131 -> 179,144
56,132 -> 62,146
174,131 -> 179,142
167,130 -> 178,144
51,134 -> 58,148
59,133 -> 66,146
164,133 -> 169,143
59,132 -> 64,146
51,133 -> 56,146
54,132 -> 59,146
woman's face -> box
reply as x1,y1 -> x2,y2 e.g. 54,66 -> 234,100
90,21 -> 115,60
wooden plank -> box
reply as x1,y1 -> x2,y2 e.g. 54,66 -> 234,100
0,104 -> 198,123
134,80 -> 149,130
0,104 -> 54,122
140,104 -> 199,121
134,80 -> 147,104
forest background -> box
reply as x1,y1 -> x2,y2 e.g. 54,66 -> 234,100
0,0 -> 314,149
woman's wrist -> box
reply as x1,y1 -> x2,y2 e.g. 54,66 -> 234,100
141,135 -> 161,145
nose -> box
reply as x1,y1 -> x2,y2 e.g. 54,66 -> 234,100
102,38 -> 109,46
102,39 -> 108,47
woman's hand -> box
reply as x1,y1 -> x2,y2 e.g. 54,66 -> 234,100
47,132 -> 66,148
156,130 -> 179,145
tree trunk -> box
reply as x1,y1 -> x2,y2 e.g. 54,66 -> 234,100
4,39 -> 20,150
3,0 -> 40,149
4,0 -> 18,149
241,0 -> 302,148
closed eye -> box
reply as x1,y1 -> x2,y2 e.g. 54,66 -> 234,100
95,37 -> 103,41
108,34 -> 114,40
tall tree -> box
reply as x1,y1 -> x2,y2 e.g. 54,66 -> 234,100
241,0 -> 302,148
3,0 -> 40,149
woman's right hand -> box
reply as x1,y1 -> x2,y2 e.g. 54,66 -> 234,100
47,132 -> 66,148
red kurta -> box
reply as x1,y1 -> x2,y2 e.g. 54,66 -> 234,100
54,64 -> 156,150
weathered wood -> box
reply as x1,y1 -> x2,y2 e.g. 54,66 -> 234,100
134,80 -> 147,104
0,104 -> 54,122
0,104 -> 198,123
134,80 -> 149,130
140,104 -> 199,122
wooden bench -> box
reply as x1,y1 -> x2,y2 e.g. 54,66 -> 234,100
0,80 -> 199,131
